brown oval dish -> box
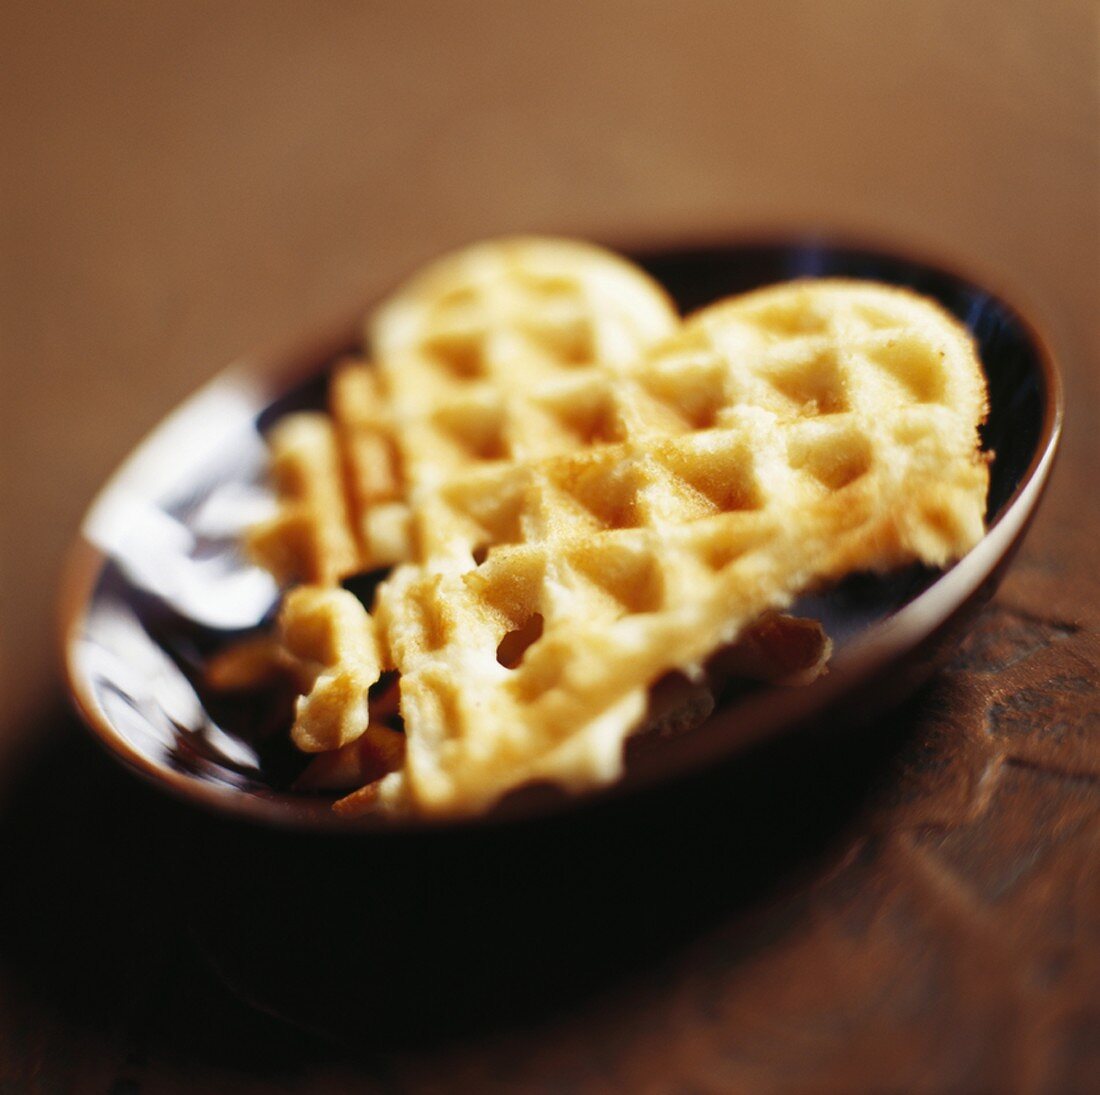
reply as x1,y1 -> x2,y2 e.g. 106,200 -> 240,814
59,236 -> 1063,832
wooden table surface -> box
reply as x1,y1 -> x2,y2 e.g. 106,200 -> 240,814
2,3 -> 1097,1091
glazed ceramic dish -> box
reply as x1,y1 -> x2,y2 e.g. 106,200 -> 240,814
60,238 -> 1063,831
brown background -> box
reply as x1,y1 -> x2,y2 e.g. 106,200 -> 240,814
1,1 -> 1098,1091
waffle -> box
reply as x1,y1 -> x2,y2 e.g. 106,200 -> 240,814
376,277 -> 987,815
275,585 -> 382,753
241,242 -> 988,818
224,558 -> 832,791
244,240 -> 828,789
248,237 -> 679,581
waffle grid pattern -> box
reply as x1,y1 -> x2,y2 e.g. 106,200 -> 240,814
245,240 -> 988,816
370,280 -> 988,812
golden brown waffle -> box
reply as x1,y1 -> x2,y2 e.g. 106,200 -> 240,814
240,238 -> 706,806
246,413 -> 361,586
248,238 -> 679,582
241,241 -> 988,818
361,277 -> 989,815
276,585 -> 382,753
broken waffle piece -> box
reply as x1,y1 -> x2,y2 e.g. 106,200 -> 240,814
294,723 -> 406,792
631,611 -> 834,752
246,413 -> 361,586
277,585 -> 382,753
204,634 -> 289,692
706,611 -> 832,689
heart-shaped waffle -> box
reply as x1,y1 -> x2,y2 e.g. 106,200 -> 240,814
369,278 -> 988,814
243,240 -> 988,817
